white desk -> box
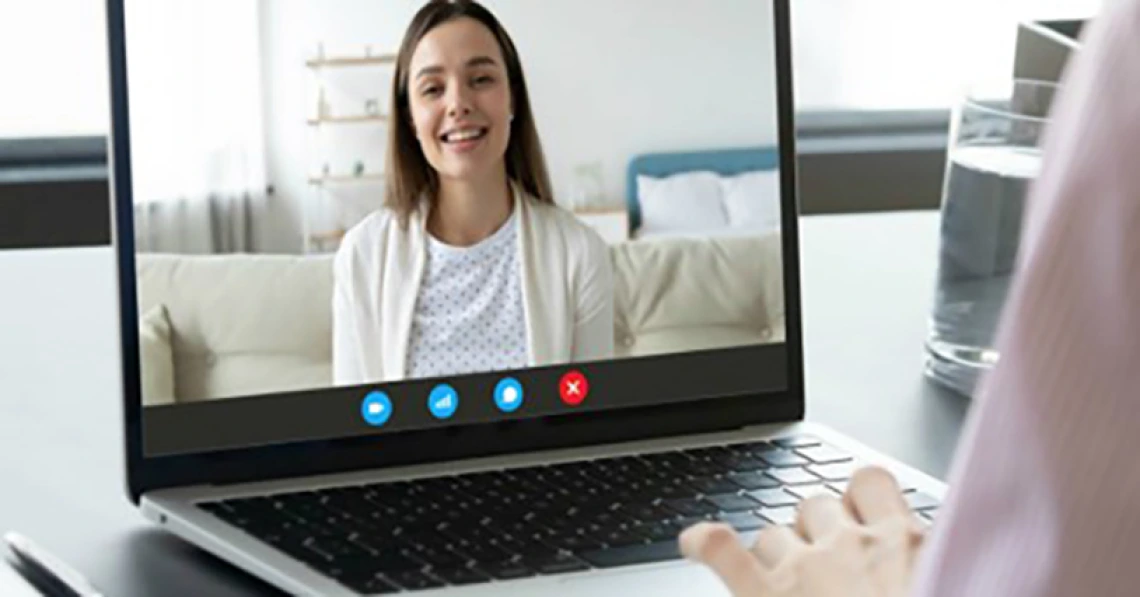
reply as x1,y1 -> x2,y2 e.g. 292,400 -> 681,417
0,211 -> 968,597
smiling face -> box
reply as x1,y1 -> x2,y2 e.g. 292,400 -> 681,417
407,17 -> 513,184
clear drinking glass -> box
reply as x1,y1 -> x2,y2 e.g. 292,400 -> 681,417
925,79 -> 1059,397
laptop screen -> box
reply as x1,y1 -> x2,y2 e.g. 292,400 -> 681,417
120,0 -> 791,457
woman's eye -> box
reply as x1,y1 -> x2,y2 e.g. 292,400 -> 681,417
421,85 -> 442,97
472,75 -> 494,86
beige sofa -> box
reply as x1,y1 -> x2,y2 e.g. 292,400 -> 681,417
137,233 -> 785,405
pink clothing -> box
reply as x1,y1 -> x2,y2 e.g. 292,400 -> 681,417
911,0 -> 1140,595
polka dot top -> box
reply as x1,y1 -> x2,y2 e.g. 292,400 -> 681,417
406,209 -> 529,379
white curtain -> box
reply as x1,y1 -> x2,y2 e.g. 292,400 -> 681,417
125,0 -> 266,254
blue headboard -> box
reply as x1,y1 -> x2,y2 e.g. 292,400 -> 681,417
626,146 -> 780,231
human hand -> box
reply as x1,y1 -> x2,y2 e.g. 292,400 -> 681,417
680,466 -> 925,597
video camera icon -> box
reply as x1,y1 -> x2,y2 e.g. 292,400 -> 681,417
428,384 -> 460,420
361,391 -> 392,427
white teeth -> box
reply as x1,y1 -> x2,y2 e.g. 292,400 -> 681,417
445,128 -> 485,142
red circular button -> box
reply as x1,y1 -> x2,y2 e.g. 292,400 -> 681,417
559,370 -> 589,406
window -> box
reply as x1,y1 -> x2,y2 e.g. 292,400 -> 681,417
791,0 -> 1101,113
0,0 -> 109,140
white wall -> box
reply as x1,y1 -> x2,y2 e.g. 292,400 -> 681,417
259,0 -> 780,253
0,0 -> 109,138
0,0 -> 1100,160
790,0 -> 1102,111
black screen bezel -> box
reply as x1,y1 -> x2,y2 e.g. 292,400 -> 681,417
106,0 -> 805,502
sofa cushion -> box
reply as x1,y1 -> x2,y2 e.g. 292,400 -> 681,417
614,324 -> 777,359
139,304 -> 175,405
178,353 -> 330,403
137,254 -> 334,402
136,231 -> 784,402
611,233 -> 783,346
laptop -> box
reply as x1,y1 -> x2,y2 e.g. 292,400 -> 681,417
105,0 -> 947,594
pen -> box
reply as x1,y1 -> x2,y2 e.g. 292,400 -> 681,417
3,532 -> 105,597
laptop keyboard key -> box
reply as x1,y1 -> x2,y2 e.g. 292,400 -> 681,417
688,475 -> 741,496
716,511 -> 768,532
706,493 -> 762,512
578,541 -> 682,568
623,502 -> 676,524
601,528 -> 649,548
303,536 -> 372,563
453,542 -> 514,565
364,549 -> 427,574
636,520 -> 684,542
483,560 -> 536,580
404,543 -> 468,570
747,488 -> 798,507
675,516 -> 709,530
664,498 -> 719,518
548,531 -> 605,552
906,492 -> 941,511
727,471 -> 781,490
430,566 -> 492,586
340,575 -> 401,595
766,467 -> 821,486
758,507 -> 799,526
723,454 -> 768,472
654,482 -> 688,499
757,450 -> 810,468
797,445 -> 854,464
385,569 -> 446,591
785,484 -> 841,500
807,461 -> 861,482
529,553 -> 590,575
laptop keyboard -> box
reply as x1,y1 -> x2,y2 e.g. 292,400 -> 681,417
197,435 -> 940,594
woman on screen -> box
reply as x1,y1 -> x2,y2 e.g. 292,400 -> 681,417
333,0 -> 614,385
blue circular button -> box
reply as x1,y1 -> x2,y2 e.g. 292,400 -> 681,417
428,384 -> 459,420
361,391 -> 392,427
494,377 -> 524,413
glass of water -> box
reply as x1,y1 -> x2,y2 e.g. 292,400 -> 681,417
925,79 -> 1059,397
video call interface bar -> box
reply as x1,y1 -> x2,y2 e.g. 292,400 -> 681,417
143,345 -> 788,456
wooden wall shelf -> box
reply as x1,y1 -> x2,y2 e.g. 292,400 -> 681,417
309,228 -> 347,247
307,114 -> 389,126
308,173 -> 385,186
303,43 -> 396,253
306,55 -> 397,69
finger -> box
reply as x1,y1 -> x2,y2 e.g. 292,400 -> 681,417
795,495 -> 854,542
843,466 -> 911,525
752,524 -> 805,568
680,523 -> 769,595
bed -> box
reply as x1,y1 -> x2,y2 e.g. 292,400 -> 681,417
625,146 -> 782,239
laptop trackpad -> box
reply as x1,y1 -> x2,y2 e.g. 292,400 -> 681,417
559,561 -> 729,597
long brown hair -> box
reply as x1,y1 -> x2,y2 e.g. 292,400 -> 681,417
385,0 -> 554,224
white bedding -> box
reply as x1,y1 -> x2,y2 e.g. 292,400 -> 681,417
634,168 -> 782,239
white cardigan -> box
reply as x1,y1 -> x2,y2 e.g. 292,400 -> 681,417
332,185 -> 614,385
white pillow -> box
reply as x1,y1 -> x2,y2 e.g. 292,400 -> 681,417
637,171 -> 729,236
139,304 -> 176,406
721,170 -> 782,231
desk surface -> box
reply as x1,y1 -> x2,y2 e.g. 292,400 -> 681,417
0,211 -> 969,597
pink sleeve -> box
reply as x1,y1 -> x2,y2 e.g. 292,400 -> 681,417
910,1 -> 1140,595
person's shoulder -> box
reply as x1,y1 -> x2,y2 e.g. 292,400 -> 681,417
341,207 -> 407,250
526,197 -> 608,254
335,207 -> 405,269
